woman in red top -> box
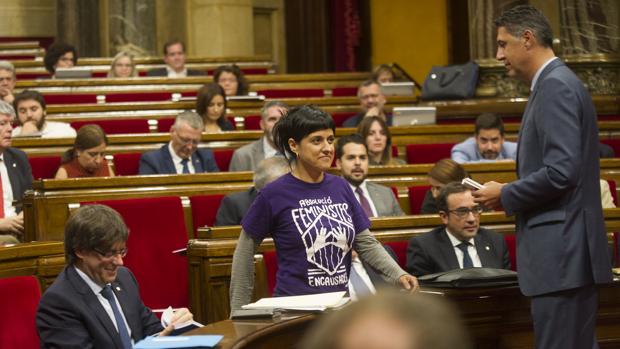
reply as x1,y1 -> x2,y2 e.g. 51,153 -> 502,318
55,124 -> 115,179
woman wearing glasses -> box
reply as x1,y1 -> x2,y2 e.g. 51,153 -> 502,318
406,182 -> 511,276
55,124 -> 115,179
229,105 -> 418,311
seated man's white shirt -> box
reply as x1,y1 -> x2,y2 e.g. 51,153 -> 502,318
262,137 -> 278,159
0,155 -> 16,217
348,181 -> 378,217
74,266 -> 134,343
166,66 -> 188,78
347,255 -> 376,301
445,228 -> 482,268
168,142 -> 196,174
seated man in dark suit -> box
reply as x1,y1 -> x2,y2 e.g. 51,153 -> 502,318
336,133 -> 404,217
139,111 -> 219,175
215,156 -> 290,226
0,101 -> 33,245
146,40 -> 204,77
36,204 -> 193,348
406,182 -> 510,276
342,80 -> 392,127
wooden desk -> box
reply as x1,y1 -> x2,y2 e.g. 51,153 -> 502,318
188,282 -> 620,349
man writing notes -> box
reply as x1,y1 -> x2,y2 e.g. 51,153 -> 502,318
473,5 -> 613,349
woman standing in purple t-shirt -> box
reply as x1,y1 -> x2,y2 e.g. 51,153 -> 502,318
230,105 -> 418,310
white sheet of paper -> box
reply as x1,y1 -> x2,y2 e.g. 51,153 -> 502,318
242,291 -> 348,311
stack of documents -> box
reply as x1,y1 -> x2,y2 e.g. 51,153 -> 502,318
242,291 -> 349,312
160,306 -> 204,336
135,335 -> 223,349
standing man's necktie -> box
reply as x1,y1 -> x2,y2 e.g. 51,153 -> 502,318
100,285 -> 132,349
349,265 -> 372,297
181,158 -> 190,174
457,242 -> 474,268
355,187 -> 374,217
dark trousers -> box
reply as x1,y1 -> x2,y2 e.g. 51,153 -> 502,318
531,284 -> 599,349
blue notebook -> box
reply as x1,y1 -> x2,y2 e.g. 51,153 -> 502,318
134,335 -> 223,348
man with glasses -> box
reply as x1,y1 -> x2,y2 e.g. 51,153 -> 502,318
342,80 -> 391,127
139,111 -> 219,175
406,182 -> 510,276
37,204 -> 193,348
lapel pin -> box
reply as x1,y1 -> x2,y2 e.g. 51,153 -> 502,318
485,246 -> 490,251
12,163 -> 16,167
116,286 -> 121,292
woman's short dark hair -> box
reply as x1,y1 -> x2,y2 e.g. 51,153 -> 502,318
44,42 -> 78,74
13,90 -> 46,125
357,116 -> 393,164
213,64 -> 249,95
273,105 -> 335,162
61,124 -> 108,164
196,83 -> 228,127
64,204 -> 128,265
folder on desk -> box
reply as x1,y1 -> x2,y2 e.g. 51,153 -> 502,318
242,291 -> 349,311
134,335 -> 223,349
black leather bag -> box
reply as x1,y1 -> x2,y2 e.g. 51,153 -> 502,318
418,267 -> 518,288
421,61 -> 479,100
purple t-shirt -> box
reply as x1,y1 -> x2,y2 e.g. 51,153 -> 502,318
242,173 -> 371,296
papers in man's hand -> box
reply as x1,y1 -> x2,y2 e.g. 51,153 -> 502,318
242,291 -> 349,312
161,306 -> 203,335
462,178 -> 485,190
134,335 -> 223,349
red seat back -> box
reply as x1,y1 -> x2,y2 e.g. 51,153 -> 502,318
29,156 -> 62,179
113,153 -> 142,176
89,197 -> 189,309
188,194 -> 226,236
243,115 -> 261,130
256,89 -> 324,98
0,276 -> 41,349
263,250 -> 278,296
504,234 -> 517,271
408,186 -> 431,214
157,118 -> 176,132
383,241 -> 408,269
332,87 -> 358,97
332,112 -> 358,127
600,139 -> 620,157
406,143 -> 454,164
71,119 -> 150,135
213,149 -> 234,172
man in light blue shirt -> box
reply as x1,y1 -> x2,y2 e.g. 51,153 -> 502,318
451,113 -> 517,163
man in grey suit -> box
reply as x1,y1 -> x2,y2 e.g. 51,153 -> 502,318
406,182 -> 510,276
474,5 -> 612,349
335,133 -> 404,217
0,101 -> 33,245
215,156 -> 289,226
451,113 -> 517,163
146,40 -> 204,78
229,101 -> 288,172
139,111 -> 219,175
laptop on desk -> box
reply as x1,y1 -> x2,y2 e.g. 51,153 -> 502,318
54,67 -> 92,79
392,107 -> 437,126
380,82 -> 415,96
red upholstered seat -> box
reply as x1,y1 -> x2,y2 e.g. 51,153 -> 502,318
105,92 -> 173,103
256,89 -> 324,98
406,143 -> 454,164
29,156 -> 62,179
89,197 -> 189,310
213,149 -> 234,172
189,194 -> 226,236
44,94 -> 98,105
71,119 -> 150,135
383,241 -> 408,269
262,250 -> 278,296
601,139 -> 620,157
504,234 -> 517,271
332,87 -> 358,97
112,153 -> 142,176
243,115 -> 261,130
157,118 -> 176,132
408,185 -> 431,214
331,112 -> 358,127
0,276 -> 41,349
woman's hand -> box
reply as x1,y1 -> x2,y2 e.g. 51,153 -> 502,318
398,274 -> 419,292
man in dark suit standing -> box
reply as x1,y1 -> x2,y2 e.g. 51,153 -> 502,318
36,204 -> 193,348
0,101 -> 33,245
139,111 -> 219,175
146,40 -> 204,77
474,5 -> 613,349
407,182 -> 510,276
215,156 -> 289,226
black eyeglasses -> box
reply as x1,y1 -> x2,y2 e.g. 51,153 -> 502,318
448,206 -> 484,218
94,247 -> 128,259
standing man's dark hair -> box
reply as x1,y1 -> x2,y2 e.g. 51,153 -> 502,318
44,42 -> 78,74
494,5 -> 553,48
